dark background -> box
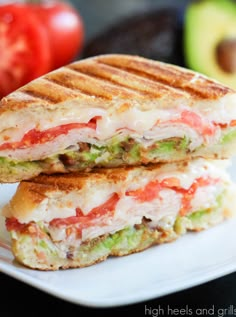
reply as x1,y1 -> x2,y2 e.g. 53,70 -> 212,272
74,0 -> 189,41
1,0 -> 236,315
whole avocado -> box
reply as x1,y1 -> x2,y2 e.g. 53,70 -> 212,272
184,0 -> 236,89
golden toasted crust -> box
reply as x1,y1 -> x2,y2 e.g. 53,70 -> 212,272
0,54 -> 234,115
21,162 -> 183,195
5,182 -> 47,220
6,165 -> 162,210
22,165 -> 157,190
95,54 -> 233,99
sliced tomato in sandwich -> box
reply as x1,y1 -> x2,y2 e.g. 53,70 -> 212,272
50,193 -> 120,227
126,180 -> 162,202
6,193 -> 120,236
171,110 -> 216,136
126,176 -> 219,216
0,120 -> 98,150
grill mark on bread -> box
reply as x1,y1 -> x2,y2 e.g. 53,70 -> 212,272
43,74 -> 111,100
26,164 -> 167,192
67,61 -> 183,98
63,65 -> 154,98
1,54 -> 234,114
46,66 -> 153,100
96,55 -> 233,99
100,64 -> 221,99
45,68 -> 114,100
21,87 -> 61,104
20,77 -> 80,104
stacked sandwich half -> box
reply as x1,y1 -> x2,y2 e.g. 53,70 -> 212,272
1,54 -> 236,270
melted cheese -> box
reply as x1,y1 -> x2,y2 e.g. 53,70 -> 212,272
0,101 -> 233,160
95,107 -> 174,139
0,106 -> 209,145
0,92 -> 236,148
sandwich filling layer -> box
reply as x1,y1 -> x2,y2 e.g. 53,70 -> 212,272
3,159 -> 234,270
0,108 -> 235,161
1,121 -> 236,182
6,200 -> 231,270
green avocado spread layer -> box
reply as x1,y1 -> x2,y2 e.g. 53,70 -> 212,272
10,204 -> 224,270
0,136 -> 191,178
1,128 -> 235,181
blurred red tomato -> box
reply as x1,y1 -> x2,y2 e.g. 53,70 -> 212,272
30,1 -> 84,70
0,1 -> 84,98
0,4 -> 51,97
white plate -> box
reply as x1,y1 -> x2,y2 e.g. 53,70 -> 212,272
1,159 -> 236,308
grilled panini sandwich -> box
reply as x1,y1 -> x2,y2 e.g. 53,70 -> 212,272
1,54 -> 236,182
3,159 -> 234,270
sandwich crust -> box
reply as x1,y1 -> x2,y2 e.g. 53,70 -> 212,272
0,54 -> 234,115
